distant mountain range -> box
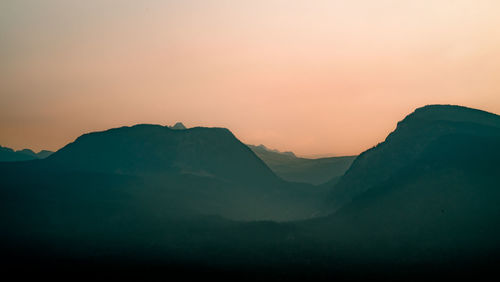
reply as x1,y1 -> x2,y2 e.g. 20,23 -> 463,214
1,105 -> 500,278
248,144 -> 296,157
248,144 -> 355,185
0,145 -> 52,162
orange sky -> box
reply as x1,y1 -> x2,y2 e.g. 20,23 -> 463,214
1,0 -> 500,157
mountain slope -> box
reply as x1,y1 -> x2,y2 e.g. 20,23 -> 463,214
248,144 -> 355,185
308,104 -> 500,263
328,104 -> 500,210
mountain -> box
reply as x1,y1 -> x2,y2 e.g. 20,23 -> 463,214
0,145 -> 53,161
46,124 -> 276,184
328,104 -> 500,210
1,124 -> 326,223
248,144 -> 355,185
3,105 -> 500,278
306,105 -> 500,265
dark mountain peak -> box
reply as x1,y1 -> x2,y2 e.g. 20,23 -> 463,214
396,104 -> 500,129
171,122 -> 187,130
413,104 -> 496,116
46,124 -> 277,184
380,104 -> 500,143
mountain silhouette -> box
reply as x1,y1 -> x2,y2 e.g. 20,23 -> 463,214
2,105 -> 500,278
1,124 -> 325,222
46,124 -> 277,184
248,144 -> 355,185
0,145 -> 53,161
305,104 -> 500,264
328,104 -> 500,210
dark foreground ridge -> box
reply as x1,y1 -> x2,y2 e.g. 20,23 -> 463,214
1,104 -> 500,280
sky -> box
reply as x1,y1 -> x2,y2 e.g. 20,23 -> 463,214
1,0 -> 500,157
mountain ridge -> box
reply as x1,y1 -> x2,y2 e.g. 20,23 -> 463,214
0,145 -> 53,162
46,124 -> 278,185
328,103 -> 500,212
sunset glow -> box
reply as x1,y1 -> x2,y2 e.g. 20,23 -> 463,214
1,0 -> 500,156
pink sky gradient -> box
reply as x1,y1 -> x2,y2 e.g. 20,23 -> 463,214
1,0 -> 500,157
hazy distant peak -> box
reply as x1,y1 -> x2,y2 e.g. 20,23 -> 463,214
37,150 -> 54,159
256,144 -> 267,150
248,144 -> 296,158
171,122 -> 187,130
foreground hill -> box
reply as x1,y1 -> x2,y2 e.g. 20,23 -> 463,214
248,144 -> 355,185
0,145 -> 52,161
